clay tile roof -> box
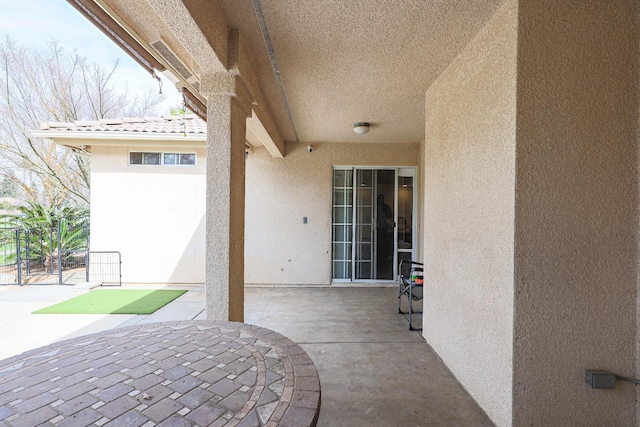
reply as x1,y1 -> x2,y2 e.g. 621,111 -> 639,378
44,122 -> 76,129
39,115 -> 206,135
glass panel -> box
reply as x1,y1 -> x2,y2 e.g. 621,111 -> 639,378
333,169 -> 346,187
332,243 -> 351,261
375,170 -> 395,280
398,252 -> 413,275
397,176 -> 413,249
143,153 -> 161,165
357,170 -> 373,188
356,188 -> 372,205
344,189 -> 353,205
356,242 -> 372,260
333,262 -> 344,279
333,189 -> 351,206
332,207 -> 352,224
355,225 -> 372,242
354,169 -> 374,280
180,154 -> 196,165
332,189 -> 341,205
333,225 -> 351,242
332,169 -> 354,280
356,207 -> 372,224
333,261 -> 352,279
333,169 -> 352,187
356,262 -> 372,279
345,169 -> 353,187
129,152 -> 142,165
164,153 -> 178,165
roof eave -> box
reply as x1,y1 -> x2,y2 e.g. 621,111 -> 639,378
30,130 -> 207,148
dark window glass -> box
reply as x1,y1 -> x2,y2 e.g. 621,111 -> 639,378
129,152 -> 143,164
143,153 -> 161,165
179,154 -> 196,165
164,153 -> 178,165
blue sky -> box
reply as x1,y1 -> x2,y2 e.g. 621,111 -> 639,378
0,0 -> 180,115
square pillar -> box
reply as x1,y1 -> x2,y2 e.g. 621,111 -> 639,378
205,90 -> 248,321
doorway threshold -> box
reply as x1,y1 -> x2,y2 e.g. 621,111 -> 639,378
330,281 -> 396,288
245,282 -> 396,288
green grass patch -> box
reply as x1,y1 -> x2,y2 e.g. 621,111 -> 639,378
33,289 -> 188,314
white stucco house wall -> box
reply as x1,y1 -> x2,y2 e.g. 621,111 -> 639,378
34,116 -> 207,284
33,115 -> 420,285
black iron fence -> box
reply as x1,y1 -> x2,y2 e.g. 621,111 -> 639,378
0,224 -> 121,286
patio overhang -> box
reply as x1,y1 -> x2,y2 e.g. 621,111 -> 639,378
30,115 -> 273,152
69,0 -> 285,158
68,0 -> 505,147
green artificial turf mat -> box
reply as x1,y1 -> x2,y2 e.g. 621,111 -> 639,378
33,289 -> 188,314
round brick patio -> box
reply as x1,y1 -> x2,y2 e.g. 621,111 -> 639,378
0,320 -> 321,426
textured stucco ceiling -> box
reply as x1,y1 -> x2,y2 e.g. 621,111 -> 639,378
103,0 -> 504,144
216,0 -> 504,144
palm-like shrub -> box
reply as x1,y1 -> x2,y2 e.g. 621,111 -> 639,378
1,201 -> 89,272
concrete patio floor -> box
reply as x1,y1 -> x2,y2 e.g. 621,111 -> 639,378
0,285 -> 493,426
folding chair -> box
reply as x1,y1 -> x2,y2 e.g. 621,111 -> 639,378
398,260 -> 424,331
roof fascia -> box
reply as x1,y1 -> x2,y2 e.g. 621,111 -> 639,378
30,130 -> 206,148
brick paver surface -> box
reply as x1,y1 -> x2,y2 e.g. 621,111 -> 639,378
0,321 -> 320,426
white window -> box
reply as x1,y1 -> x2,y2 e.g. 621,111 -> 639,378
164,153 -> 196,165
129,152 -> 196,166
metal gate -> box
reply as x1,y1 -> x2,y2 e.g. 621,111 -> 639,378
0,223 -> 121,286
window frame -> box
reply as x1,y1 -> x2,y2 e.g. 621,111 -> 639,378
128,151 -> 197,166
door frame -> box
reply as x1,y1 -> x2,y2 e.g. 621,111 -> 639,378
331,166 -> 417,283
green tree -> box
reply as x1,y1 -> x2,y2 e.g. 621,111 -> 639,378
2,201 -> 89,272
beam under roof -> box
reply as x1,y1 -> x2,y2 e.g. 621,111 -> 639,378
70,0 -> 285,158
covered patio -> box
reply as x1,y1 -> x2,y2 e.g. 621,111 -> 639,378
0,284 -> 491,426
46,1 -> 640,426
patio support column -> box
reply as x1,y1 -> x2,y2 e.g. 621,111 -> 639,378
203,72 -> 252,322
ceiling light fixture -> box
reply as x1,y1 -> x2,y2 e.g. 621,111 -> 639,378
353,122 -> 370,135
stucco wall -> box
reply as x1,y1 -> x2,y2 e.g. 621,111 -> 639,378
244,141 -> 419,285
513,1 -> 638,426
91,141 -> 417,286
422,1 -> 517,426
90,145 -> 206,283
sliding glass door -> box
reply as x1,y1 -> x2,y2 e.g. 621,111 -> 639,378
332,167 -> 415,282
